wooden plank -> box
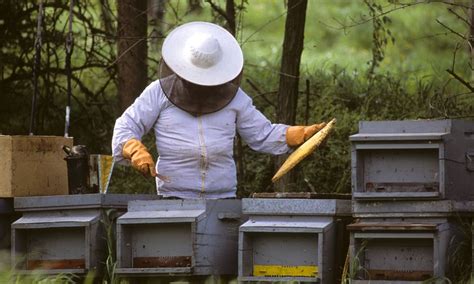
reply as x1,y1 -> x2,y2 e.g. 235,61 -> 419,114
27,259 -> 85,270
367,269 -> 432,281
133,256 -> 192,268
347,222 -> 437,231
365,182 -> 439,193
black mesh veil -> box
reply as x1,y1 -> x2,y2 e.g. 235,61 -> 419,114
159,59 -> 242,116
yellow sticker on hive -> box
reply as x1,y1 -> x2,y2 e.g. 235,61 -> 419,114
253,265 -> 318,277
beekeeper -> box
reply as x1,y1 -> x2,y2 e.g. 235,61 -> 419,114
112,22 -> 325,199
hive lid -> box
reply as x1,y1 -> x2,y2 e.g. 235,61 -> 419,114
14,194 -> 159,211
117,209 -> 205,224
350,132 -> 447,141
357,120 -> 457,133
349,119 -> 474,141
242,198 -> 351,216
251,192 -> 351,200
240,218 -> 332,233
12,210 -> 99,228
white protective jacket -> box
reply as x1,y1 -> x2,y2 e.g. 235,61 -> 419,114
112,80 -> 290,199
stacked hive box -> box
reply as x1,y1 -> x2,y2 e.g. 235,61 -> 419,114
11,194 -> 158,275
115,199 -> 246,279
0,136 -> 72,197
0,135 -> 71,263
238,194 -> 352,284
348,120 -> 474,283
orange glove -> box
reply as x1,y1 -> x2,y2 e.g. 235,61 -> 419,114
122,139 -> 157,177
286,122 -> 326,147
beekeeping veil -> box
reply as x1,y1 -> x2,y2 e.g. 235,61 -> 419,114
159,22 -> 244,115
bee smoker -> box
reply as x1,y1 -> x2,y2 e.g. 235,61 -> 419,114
63,145 -> 91,194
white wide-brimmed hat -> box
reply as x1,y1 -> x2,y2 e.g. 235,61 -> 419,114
162,21 -> 244,86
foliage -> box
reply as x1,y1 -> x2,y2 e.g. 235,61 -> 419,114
0,254 -> 80,284
1,0 -> 473,196
238,62 -> 472,195
364,0 -> 395,78
0,1 -> 117,152
344,240 -> 368,281
446,217 -> 473,283
1,2 -> 473,283
102,209 -> 118,284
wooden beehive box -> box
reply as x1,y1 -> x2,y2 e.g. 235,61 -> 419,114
350,120 -> 474,201
239,198 -> 352,284
347,217 -> 468,283
116,199 -> 246,276
0,135 -> 72,197
12,194 -> 159,274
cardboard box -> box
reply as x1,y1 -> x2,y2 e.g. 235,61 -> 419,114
0,136 -> 73,197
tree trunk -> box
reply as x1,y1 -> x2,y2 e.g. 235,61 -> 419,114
226,0 -> 236,35
274,0 -> 308,192
117,0 -> 148,112
148,0 -> 166,47
223,0 -> 245,191
470,0 -> 474,81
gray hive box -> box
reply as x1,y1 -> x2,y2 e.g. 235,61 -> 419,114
11,194 -> 158,275
351,200 -> 474,278
347,217 -> 469,283
238,198 -> 352,284
350,200 -> 474,280
350,120 -> 474,200
116,199 -> 246,276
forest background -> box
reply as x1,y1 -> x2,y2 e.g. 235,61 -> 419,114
0,0 -> 473,196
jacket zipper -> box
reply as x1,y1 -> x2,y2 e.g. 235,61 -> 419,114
197,115 -> 207,196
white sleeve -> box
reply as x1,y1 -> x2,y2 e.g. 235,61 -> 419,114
236,89 -> 290,155
111,80 -> 165,163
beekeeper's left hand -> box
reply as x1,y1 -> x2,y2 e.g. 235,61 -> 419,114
286,122 -> 326,147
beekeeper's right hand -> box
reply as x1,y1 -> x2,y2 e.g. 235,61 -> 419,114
122,139 -> 157,177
